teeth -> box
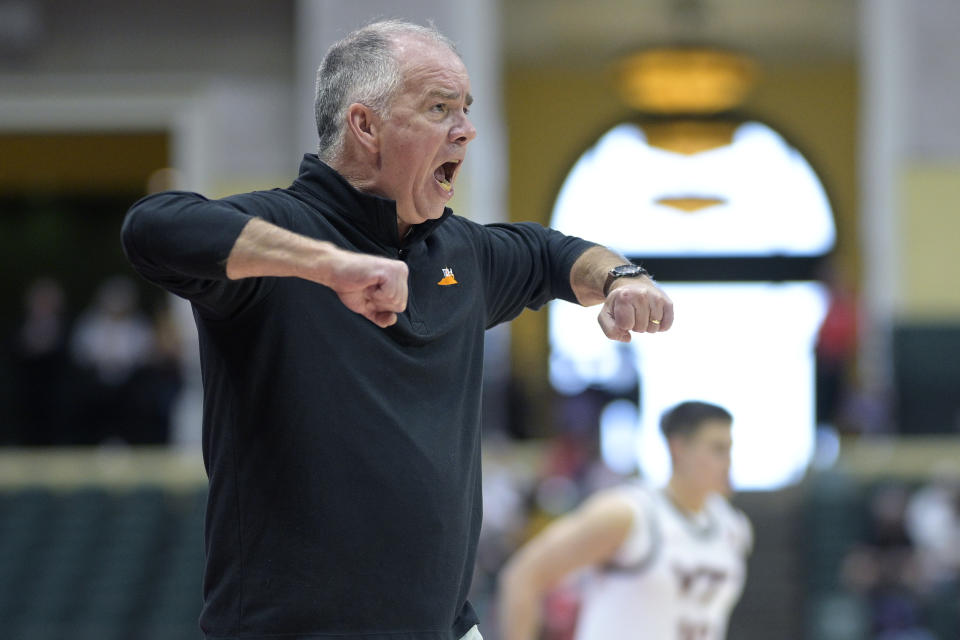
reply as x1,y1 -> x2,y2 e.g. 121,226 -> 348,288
438,179 -> 452,192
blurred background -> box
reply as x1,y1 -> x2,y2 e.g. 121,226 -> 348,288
1,0 -> 959,638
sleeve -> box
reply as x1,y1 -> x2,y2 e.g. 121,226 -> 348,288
724,503 -> 754,558
713,496 -> 753,558
737,510 -> 755,557
473,221 -> 596,329
120,190 -> 268,319
605,486 -> 658,572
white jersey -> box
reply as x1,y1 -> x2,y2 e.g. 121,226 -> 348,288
574,483 -> 752,640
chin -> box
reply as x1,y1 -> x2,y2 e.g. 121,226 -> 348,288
401,203 -> 440,225
418,206 -> 446,221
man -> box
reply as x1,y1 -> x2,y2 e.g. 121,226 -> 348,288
121,20 -> 673,640
498,402 -> 752,640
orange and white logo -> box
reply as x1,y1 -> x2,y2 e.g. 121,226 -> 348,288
437,267 -> 458,286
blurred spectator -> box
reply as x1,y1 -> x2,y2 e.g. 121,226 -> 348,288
71,276 -> 154,386
70,275 -> 155,443
841,483 -> 939,639
905,465 -> 960,587
125,301 -> 184,444
905,465 -> 960,637
815,261 -> 861,432
10,277 -> 71,445
472,460 -> 529,627
869,484 -> 913,549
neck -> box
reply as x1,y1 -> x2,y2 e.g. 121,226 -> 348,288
329,156 -> 409,240
330,158 -> 376,195
666,477 -> 708,514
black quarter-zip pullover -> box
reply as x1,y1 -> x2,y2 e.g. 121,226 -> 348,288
121,155 -> 594,640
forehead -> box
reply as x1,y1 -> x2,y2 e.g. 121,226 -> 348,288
688,419 -> 733,444
394,35 -> 470,95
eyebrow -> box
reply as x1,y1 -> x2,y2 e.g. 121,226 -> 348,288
428,89 -> 474,106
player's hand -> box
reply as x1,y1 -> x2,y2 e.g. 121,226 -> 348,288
597,278 -> 673,342
323,249 -> 409,327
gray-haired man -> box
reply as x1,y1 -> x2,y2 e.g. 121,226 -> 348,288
122,19 -> 672,640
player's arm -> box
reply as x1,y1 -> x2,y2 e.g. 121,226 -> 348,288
497,490 -> 637,640
227,218 -> 408,327
568,245 -> 674,341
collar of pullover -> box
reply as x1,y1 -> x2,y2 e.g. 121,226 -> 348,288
290,154 -> 452,250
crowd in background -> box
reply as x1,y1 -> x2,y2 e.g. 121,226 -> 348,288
6,266 -> 959,639
836,471 -> 960,639
4,258 -> 868,441
4,275 -> 182,446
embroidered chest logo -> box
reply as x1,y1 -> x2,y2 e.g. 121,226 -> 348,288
437,267 -> 458,286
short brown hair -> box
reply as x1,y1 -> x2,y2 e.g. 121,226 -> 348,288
660,401 -> 732,439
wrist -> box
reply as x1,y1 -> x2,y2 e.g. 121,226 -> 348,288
302,240 -> 341,286
602,263 -> 649,296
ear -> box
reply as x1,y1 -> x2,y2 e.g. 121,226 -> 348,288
346,103 -> 380,155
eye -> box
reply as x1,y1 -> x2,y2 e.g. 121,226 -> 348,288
432,103 -> 447,113
463,105 -> 470,116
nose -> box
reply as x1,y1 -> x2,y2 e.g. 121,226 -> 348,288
451,112 -> 477,145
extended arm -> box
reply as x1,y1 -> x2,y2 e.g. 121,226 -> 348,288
226,218 -> 408,327
497,491 -> 636,640
122,192 -> 408,327
569,245 -> 674,341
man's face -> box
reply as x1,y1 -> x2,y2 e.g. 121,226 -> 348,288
372,37 -> 476,230
672,419 -> 733,496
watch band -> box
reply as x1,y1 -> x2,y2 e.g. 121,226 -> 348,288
603,264 -> 649,296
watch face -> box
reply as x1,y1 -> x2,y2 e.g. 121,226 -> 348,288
612,264 -> 644,277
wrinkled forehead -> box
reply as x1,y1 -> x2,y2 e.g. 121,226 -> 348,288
394,34 -> 469,85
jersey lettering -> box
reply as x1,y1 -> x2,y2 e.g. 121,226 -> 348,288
672,565 -> 729,604
678,619 -> 712,640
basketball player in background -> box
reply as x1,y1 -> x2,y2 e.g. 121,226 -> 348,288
498,401 -> 752,640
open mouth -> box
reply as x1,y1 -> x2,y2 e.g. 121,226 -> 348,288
433,161 -> 460,192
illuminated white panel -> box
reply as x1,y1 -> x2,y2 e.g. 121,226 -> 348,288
549,117 -> 836,490
550,122 -> 835,256
555,283 -> 828,490
599,400 -> 640,475
549,297 -> 630,395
